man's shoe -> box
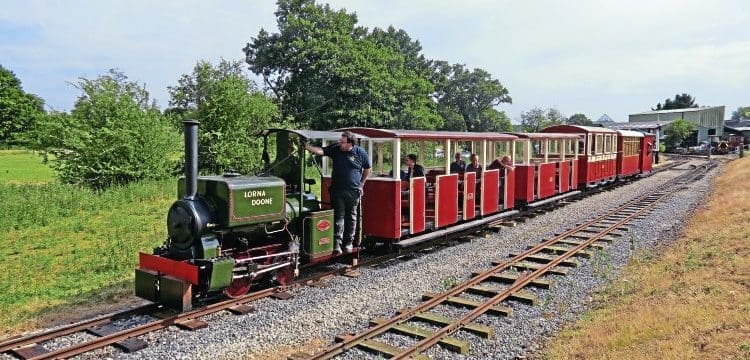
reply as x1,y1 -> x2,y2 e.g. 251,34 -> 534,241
343,244 -> 354,253
332,244 -> 342,255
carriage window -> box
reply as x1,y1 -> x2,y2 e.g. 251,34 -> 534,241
595,135 -> 603,155
531,140 -> 544,160
514,140 -> 528,165
578,139 -> 585,155
372,141 -> 394,177
604,135 -> 611,153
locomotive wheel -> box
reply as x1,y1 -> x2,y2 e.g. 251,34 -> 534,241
224,278 -> 252,298
273,265 -> 295,285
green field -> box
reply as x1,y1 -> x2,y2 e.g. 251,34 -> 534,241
0,150 -> 174,334
0,150 -> 56,183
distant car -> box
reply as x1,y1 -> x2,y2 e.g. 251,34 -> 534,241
460,149 -> 471,159
434,148 -> 445,158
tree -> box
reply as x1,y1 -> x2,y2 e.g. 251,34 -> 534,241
567,113 -> 592,126
730,106 -> 750,120
168,60 -> 279,174
41,70 -> 178,189
432,61 -> 512,132
520,107 -> 566,133
664,118 -> 695,149
0,65 -> 46,145
652,93 -> 698,111
244,0 -> 440,130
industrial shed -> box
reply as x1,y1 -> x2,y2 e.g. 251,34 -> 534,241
628,106 -> 725,144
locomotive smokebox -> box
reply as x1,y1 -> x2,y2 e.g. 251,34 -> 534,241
183,120 -> 199,200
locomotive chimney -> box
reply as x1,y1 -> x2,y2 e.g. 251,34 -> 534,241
183,120 -> 199,200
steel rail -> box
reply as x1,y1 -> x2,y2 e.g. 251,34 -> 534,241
303,160 -> 713,359
0,304 -> 158,353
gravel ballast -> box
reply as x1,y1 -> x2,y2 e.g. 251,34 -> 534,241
27,160 -> 717,360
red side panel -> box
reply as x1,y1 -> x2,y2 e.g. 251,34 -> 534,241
577,156 -> 588,187
620,156 -> 639,176
321,176 -> 332,210
436,174 -> 458,227
504,168 -> 515,209
538,163 -> 557,199
481,169 -> 499,216
570,159 -> 578,190
515,165 -> 535,203
139,253 -> 199,285
641,135 -> 654,173
559,161 -> 570,193
362,179 -> 401,239
410,177 -> 426,234
463,171 -> 476,220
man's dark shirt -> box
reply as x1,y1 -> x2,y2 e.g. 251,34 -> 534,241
465,162 -> 482,175
450,160 -> 466,173
403,164 -> 425,180
323,144 -> 371,191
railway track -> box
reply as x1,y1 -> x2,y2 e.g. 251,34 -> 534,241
0,159 -> 697,360
293,160 -> 715,359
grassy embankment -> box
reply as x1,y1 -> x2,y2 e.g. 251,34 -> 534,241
545,156 -> 750,359
0,150 -> 173,335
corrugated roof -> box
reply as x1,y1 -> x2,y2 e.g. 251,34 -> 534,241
339,128 -> 518,141
261,129 -> 369,140
629,106 -> 723,116
542,124 -> 618,133
505,132 -> 581,139
606,120 -> 674,130
615,130 -> 645,137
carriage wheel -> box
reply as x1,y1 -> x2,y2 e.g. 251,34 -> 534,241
224,277 -> 252,298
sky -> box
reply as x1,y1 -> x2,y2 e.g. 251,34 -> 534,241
2,0 -> 749,123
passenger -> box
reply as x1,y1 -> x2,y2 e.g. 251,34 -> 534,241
304,131 -> 371,254
501,155 -> 515,170
450,152 -> 466,173
465,154 -> 483,175
403,154 -> 425,180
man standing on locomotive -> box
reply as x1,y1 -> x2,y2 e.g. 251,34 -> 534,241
304,131 -> 371,254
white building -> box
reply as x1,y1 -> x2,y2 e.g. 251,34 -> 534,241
628,106 -> 725,144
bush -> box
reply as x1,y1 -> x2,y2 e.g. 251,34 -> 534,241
168,60 -> 279,175
36,70 -> 179,189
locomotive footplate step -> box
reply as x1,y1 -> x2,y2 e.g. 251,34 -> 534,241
271,291 -> 294,300
370,318 -> 469,353
10,344 -> 50,359
86,324 -> 148,352
175,318 -> 208,331
228,304 -> 256,315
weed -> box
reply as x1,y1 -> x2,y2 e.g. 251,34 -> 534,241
739,342 -> 750,353
441,276 -> 458,289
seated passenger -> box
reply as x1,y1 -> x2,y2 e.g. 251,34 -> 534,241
488,155 -> 515,171
450,152 -> 466,173
465,154 -> 483,175
403,153 -> 425,180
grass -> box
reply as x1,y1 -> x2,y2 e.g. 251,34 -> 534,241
544,156 -> 750,360
0,149 -> 56,184
0,150 -> 175,334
